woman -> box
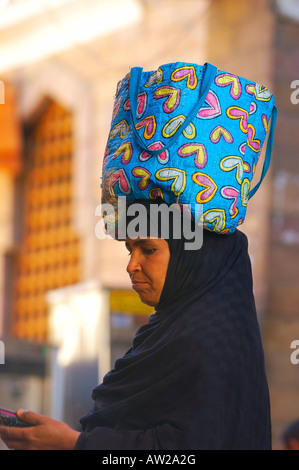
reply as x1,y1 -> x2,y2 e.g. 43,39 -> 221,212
0,206 -> 271,450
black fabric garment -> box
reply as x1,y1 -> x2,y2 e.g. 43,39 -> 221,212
76,228 -> 271,450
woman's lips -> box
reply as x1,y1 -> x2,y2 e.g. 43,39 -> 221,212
131,280 -> 148,290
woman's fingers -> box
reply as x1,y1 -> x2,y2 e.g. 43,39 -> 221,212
16,409 -> 45,426
0,424 -> 30,449
0,410 -> 80,450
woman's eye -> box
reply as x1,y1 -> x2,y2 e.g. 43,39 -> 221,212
143,248 -> 156,255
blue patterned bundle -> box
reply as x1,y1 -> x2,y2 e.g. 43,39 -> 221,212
102,62 -> 277,234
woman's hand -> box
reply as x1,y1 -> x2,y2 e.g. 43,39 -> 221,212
0,409 -> 80,450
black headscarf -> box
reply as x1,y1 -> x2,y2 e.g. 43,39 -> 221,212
76,210 -> 271,450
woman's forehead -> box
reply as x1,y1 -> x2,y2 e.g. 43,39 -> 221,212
125,237 -> 165,248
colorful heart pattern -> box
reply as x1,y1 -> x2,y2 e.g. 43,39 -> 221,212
124,92 -> 147,118
109,169 -> 131,196
177,143 -> 208,169
210,126 -> 233,144
135,116 -> 156,140
104,62 -> 275,233
154,86 -> 181,113
201,209 -> 226,232
215,73 -> 242,100
110,120 -> 129,140
220,156 -> 251,184
132,167 -> 151,190
155,168 -> 186,196
192,172 -> 218,203
197,91 -> 221,119
226,106 -> 249,133
144,68 -> 163,87
171,66 -> 198,90
247,125 -> 260,153
245,84 -> 272,102
112,142 -> 133,165
262,114 -> 270,133
139,141 -> 170,165
220,186 -> 239,217
149,187 -> 164,200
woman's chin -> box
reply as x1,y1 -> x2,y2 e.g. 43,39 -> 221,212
137,293 -> 158,308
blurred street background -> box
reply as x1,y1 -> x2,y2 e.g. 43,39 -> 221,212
0,0 -> 298,450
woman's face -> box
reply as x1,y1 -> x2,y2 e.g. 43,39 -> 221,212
125,237 -> 170,307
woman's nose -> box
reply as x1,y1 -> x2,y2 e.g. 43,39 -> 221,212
126,252 -> 141,275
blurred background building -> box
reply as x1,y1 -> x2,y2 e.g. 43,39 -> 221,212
0,0 -> 298,449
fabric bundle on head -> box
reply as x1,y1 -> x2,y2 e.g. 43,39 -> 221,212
102,61 -> 277,234
76,218 -> 271,450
